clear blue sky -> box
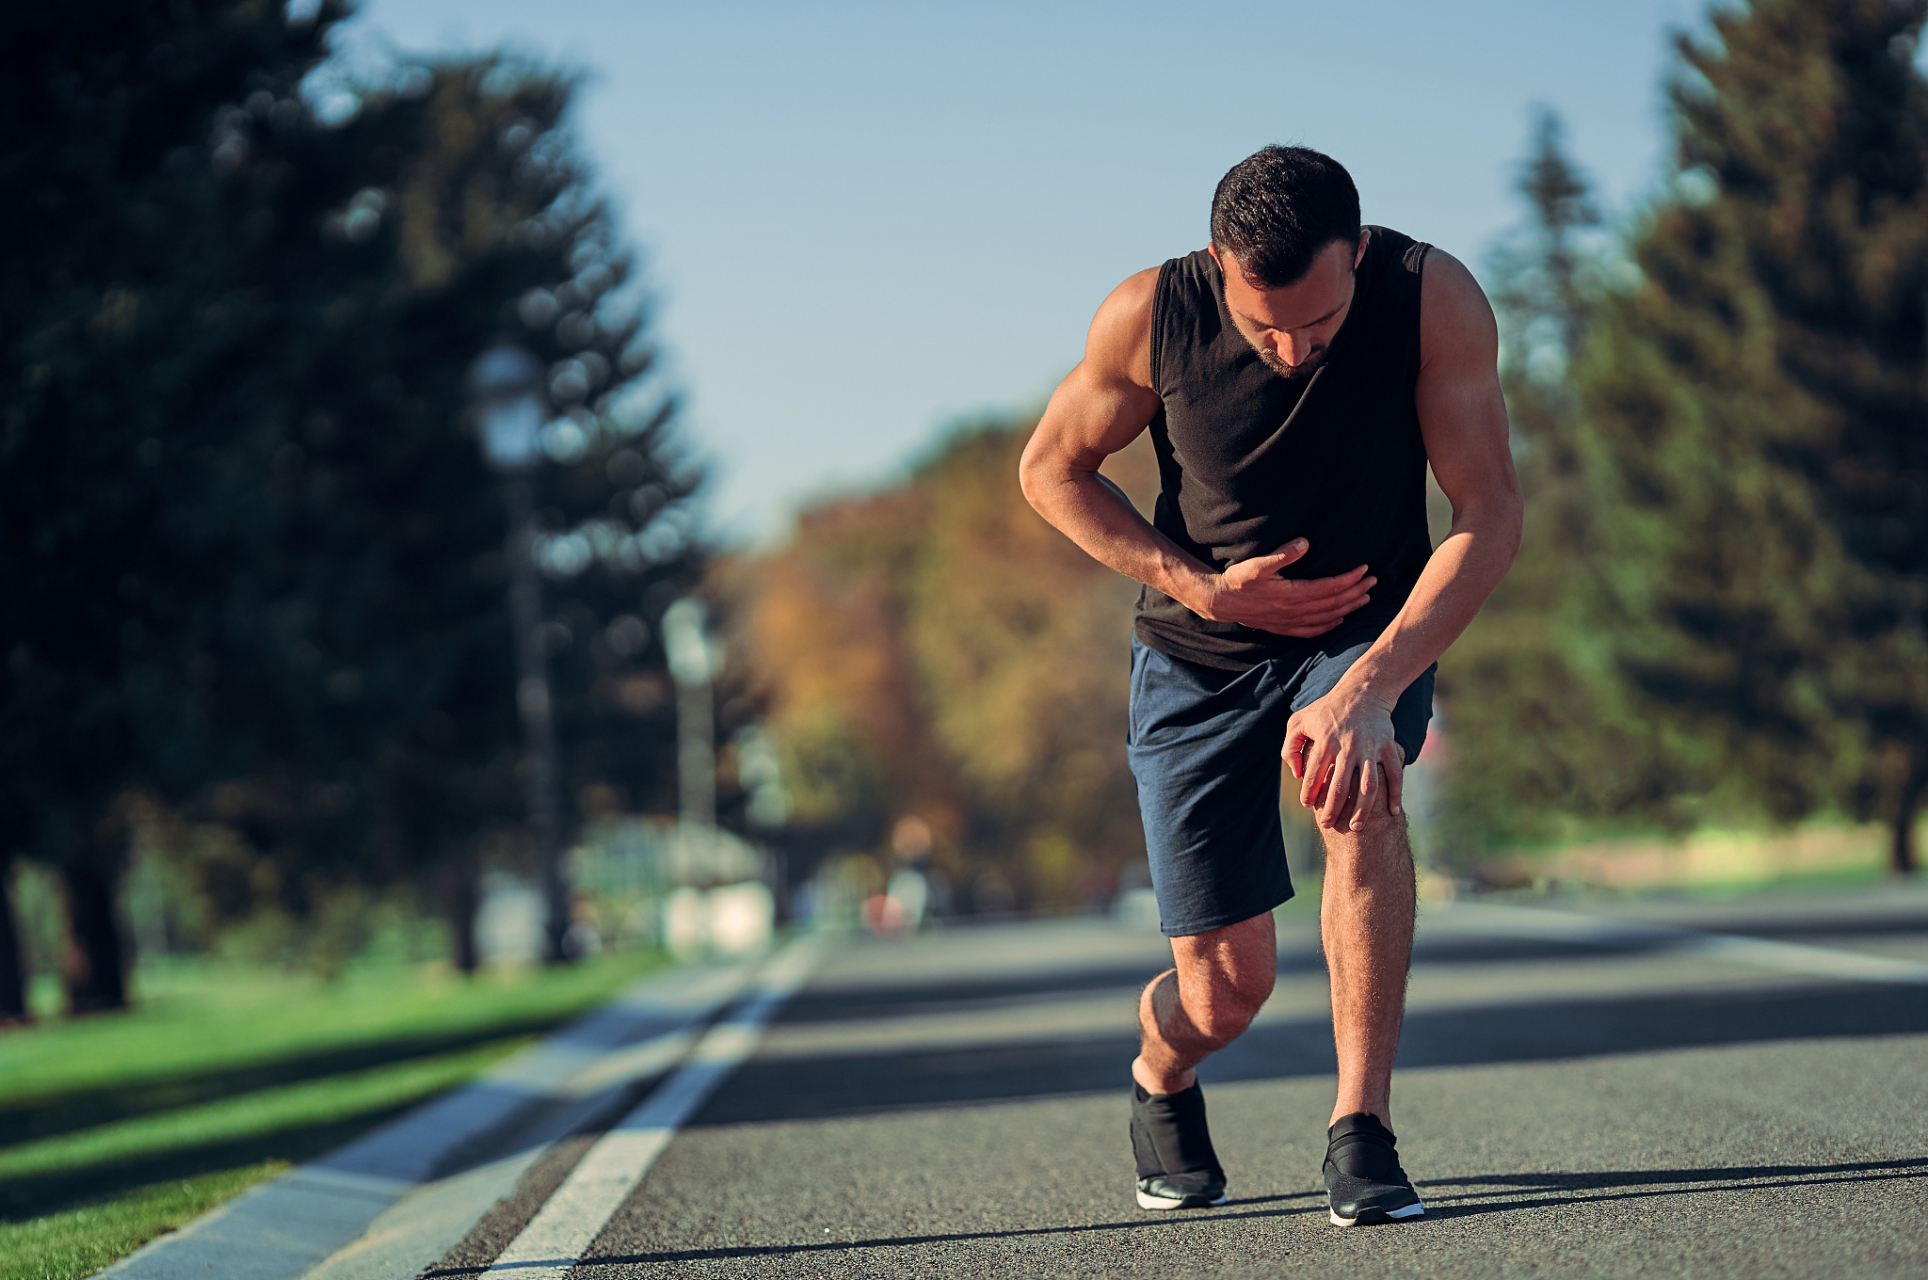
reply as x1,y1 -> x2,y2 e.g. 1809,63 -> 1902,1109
350,0 -> 1700,542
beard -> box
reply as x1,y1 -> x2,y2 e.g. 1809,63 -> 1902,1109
1255,342 -> 1328,381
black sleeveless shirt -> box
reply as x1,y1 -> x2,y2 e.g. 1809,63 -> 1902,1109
1133,226 -> 1434,670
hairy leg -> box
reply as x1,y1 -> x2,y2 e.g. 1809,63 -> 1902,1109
1133,911 -> 1277,1095
1317,783 -> 1417,1128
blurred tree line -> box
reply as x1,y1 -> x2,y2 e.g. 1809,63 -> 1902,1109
719,427 -> 1159,914
1,1 -> 701,1018
736,0 -> 1928,902
1445,0 -> 1928,878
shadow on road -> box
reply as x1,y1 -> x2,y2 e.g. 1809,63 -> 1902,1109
699,982 -> 1928,1126
775,930 -> 1756,1030
502,1157 -> 1927,1271
1593,913 -> 1928,944
783,911 -> 1926,1033
1419,1155 -> 1928,1220
776,964 -> 1177,1025
432,1202 -> 1320,1274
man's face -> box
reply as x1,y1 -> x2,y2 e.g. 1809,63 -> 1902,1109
1210,232 -> 1368,380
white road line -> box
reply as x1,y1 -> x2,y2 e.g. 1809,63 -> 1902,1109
479,934 -> 822,1280
1434,901 -> 1928,985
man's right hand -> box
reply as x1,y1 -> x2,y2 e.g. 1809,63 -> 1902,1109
1189,539 -> 1373,637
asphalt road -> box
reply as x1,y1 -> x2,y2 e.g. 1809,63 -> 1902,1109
427,886 -> 1928,1279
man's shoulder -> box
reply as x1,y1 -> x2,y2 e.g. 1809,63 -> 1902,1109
1083,266 -> 1169,391
1107,250 -> 1209,311
1415,249 -> 1493,329
1415,247 -> 1498,374
1364,224 -> 1429,271
1092,254 -> 1203,351
1155,248 -> 1219,308
1092,266 -> 1163,347
1111,264 -> 1165,308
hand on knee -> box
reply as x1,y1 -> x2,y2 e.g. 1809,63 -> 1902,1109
1319,783 -> 1404,836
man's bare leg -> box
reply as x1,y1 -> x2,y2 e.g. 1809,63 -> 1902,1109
1132,912 -> 1277,1095
1317,788 -> 1416,1129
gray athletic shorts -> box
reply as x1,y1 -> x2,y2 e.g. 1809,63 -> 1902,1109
1126,623 -> 1434,938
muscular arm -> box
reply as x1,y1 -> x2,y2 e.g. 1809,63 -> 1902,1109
1020,270 -> 1375,635
1288,249 -> 1524,826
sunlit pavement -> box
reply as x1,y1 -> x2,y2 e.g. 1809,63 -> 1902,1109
435,887 -> 1928,1279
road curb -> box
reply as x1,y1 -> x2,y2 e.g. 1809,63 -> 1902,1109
97,952 -> 769,1280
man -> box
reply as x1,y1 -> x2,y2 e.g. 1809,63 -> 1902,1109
1018,145 -> 1521,1227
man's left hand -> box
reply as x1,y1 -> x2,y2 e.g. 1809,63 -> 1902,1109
1284,686 -> 1404,831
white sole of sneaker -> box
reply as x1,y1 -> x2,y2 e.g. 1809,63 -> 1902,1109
1328,1199 -> 1424,1227
1137,1189 -> 1231,1211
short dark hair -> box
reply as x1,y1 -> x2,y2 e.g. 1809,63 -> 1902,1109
1210,146 -> 1361,288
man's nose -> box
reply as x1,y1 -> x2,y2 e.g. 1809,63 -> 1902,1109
1275,332 -> 1314,363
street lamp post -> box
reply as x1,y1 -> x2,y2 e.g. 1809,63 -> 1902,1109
469,343 -> 571,965
661,598 -> 716,885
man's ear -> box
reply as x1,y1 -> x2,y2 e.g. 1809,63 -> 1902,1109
1353,229 -> 1369,269
1207,242 -> 1222,270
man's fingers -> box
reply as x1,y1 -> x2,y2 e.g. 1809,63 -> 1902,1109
1299,564 -> 1372,593
1282,725 -> 1311,775
1299,737 -> 1332,808
1340,747 -> 1405,830
1284,562 -> 1369,589
1275,598 -> 1370,636
1282,591 -> 1370,622
1350,758 -> 1376,832
1280,569 -> 1376,602
1243,554 -> 1298,577
1319,760 -> 1347,828
1239,539 -> 1310,578
1287,609 -> 1365,632
1270,537 -> 1311,567
1297,595 -> 1368,622
1320,750 -> 1358,828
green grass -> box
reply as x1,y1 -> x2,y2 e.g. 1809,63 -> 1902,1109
2,1165 -> 282,1280
0,951 -> 665,1280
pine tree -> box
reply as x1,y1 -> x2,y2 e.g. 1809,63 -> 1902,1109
1437,112 -> 1688,858
1,0 -> 348,1012
1575,0 -> 1928,873
0,3 -> 699,1007
191,59 -> 700,972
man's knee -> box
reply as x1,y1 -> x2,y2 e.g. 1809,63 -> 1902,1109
1190,992 -> 1267,1047
1175,962 -> 1274,1046
1160,911 -> 1277,1049
1320,805 -> 1413,887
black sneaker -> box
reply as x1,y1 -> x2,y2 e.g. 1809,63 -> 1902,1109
1323,1112 -> 1424,1226
1130,1079 -> 1228,1210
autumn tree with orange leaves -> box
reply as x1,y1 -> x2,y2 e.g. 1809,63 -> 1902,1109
720,419 -> 1159,913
